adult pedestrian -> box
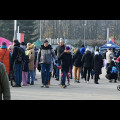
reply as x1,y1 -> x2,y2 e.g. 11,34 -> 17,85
92,51 -> 103,84
80,45 -> 86,79
55,38 -> 65,80
38,40 -> 57,88
27,43 -> 35,85
58,46 -> 72,88
81,48 -> 93,83
0,42 -> 11,76
0,62 -> 11,100
34,46 -> 38,80
72,48 -> 83,83
11,40 -> 25,87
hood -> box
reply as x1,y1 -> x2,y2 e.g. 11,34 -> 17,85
0,45 -> 7,49
85,50 -> 91,55
41,44 -> 52,50
80,47 -> 85,55
14,42 -> 20,47
27,44 -> 35,50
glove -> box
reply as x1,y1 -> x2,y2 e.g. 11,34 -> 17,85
37,64 -> 41,72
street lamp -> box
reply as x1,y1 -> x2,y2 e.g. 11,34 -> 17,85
39,20 -> 42,41
13,20 -> 17,40
84,20 -> 87,46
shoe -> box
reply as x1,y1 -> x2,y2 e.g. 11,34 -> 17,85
56,78 -> 59,81
13,85 -> 19,87
27,82 -> 30,84
41,84 -> 44,88
114,80 -> 117,83
61,85 -> 67,88
91,76 -> 93,79
30,82 -> 34,85
87,81 -> 89,84
77,80 -> 80,83
45,85 -> 49,88
74,80 -> 77,83
94,81 -> 99,84
18,84 -> 21,87
109,80 -> 112,83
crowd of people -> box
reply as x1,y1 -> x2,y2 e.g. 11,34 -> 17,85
1,38 -> 120,100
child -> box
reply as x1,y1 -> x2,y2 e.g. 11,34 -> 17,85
22,51 -> 29,86
58,46 -> 72,88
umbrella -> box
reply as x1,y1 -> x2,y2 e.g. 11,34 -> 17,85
0,37 -> 13,47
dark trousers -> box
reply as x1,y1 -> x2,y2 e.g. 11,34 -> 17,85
94,74 -> 99,82
84,67 -> 92,81
14,64 -> 22,86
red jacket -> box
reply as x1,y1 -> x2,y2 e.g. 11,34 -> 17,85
0,48 -> 10,75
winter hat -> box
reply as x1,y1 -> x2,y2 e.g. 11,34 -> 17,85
65,46 -> 70,50
2,42 -> 7,46
44,40 -> 48,43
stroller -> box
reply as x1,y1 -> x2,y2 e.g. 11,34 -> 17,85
57,66 -> 71,86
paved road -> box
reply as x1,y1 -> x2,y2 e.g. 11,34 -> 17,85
10,68 -> 120,100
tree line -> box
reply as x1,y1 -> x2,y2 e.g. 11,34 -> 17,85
0,20 -> 120,45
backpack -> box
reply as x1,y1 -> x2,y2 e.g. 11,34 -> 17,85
15,47 -> 25,63
110,66 -> 118,74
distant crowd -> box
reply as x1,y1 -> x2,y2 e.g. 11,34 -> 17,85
1,38 -> 120,100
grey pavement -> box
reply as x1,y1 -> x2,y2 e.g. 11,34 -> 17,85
10,68 -> 120,100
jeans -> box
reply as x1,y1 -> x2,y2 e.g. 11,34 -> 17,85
27,70 -> 34,84
56,60 -> 61,79
61,71 -> 67,85
41,64 -> 51,85
14,64 -> 22,86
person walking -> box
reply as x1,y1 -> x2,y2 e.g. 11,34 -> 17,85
80,45 -> 86,79
27,43 -> 35,85
0,62 -> 11,100
58,46 -> 72,88
0,42 -> 11,76
11,40 -> 25,87
38,40 -> 57,88
81,48 -> 93,83
92,51 -> 103,84
72,48 -> 83,83
55,38 -> 65,81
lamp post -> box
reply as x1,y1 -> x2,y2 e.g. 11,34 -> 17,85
39,20 -> 42,41
13,20 -> 17,40
84,20 -> 87,46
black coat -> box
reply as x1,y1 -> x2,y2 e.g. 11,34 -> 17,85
93,54 -> 103,75
58,52 -> 72,73
81,51 -> 93,68
72,49 -> 82,67
22,55 -> 29,72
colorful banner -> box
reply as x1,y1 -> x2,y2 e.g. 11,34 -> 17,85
20,33 -> 24,43
17,33 -> 24,43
